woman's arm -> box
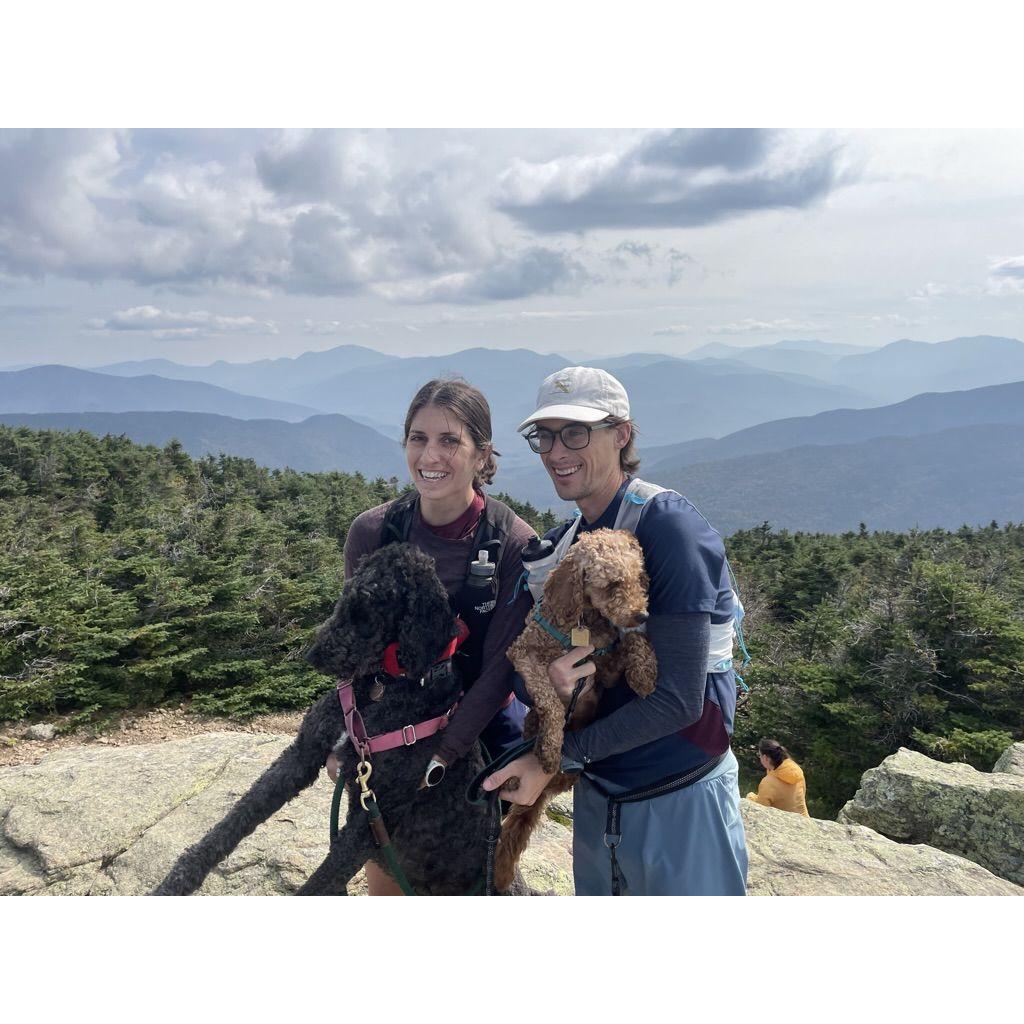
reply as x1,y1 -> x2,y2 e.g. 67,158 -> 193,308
747,776 -> 775,806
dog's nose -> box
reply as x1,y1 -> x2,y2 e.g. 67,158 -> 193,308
633,611 -> 649,625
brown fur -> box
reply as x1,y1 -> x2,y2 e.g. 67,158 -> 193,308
495,528 -> 658,891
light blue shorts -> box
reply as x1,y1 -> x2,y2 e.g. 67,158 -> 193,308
572,748 -> 748,896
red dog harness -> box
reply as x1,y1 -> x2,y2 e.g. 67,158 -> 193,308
338,619 -> 470,759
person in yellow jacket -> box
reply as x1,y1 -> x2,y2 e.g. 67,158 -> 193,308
746,739 -> 809,816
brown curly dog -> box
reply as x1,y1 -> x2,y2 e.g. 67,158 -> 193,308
494,527 -> 658,891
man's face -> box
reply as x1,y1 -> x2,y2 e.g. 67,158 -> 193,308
533,417 -> 630,504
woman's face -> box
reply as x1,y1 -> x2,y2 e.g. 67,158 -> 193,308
405,404 -> 485,505
759,752 -> 773,771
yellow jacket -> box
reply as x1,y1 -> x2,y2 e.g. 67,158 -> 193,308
747,758 -> 809,816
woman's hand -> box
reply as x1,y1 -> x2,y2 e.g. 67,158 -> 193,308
547,644 -> 596,706
326,753 -> 341,782
482,752 -> 556,806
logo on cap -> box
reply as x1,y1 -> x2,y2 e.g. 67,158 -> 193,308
553,378 -> 572,393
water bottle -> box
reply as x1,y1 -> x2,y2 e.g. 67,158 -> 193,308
468,548 -> 497,590
521,536 -> 559,603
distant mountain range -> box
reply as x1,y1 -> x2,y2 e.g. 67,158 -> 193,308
0,411 -> 407,479
666,424 -> 1024,534
5,335 -> 1024,533
684,339 -> 875,378
687,335 -> 1024,406
96,344 -> 397,402
644,380 -> 1024,474
828,335 -> 1024,402
1,366 -> 319,422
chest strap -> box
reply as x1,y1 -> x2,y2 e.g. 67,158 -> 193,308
337,680 -> 461,759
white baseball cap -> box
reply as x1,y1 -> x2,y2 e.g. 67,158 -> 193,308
517,366 -> 630,433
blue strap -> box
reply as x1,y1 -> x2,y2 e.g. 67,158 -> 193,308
507,568 -> 529,606
725,558 -> 751,691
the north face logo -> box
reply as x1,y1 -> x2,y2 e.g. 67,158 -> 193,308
552,378 -> 572,393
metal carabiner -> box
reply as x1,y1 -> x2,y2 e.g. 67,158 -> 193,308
356,758 -> 376,810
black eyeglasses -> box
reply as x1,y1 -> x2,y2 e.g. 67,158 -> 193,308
524,422 -> 614,454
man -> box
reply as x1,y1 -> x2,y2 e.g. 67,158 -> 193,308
483,366 -> 748,896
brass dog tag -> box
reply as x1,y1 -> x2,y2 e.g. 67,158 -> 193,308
570,627 -> 591,648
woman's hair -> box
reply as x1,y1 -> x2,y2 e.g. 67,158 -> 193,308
758,738 -> 791,769
604,416 -> 641,474
403,377 -> 499,488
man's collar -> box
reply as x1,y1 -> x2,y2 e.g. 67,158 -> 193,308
581,478 -> 631,530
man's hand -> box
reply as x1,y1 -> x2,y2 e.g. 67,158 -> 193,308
482,752 -> 556,806
548,644 -> 596,706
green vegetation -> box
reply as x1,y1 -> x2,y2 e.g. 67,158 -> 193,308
0,426 -> 399,721
729,521 -> 1024,815
0,427 -> 557,724
2,426 -> 1021,817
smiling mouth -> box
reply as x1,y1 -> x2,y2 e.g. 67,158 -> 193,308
419,470 -> 450,481
552,464 -> 582,479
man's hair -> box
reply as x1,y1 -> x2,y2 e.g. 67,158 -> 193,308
403,377 -> 499,488
604,416 -> 640,474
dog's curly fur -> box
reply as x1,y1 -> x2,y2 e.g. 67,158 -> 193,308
153,543 -> 519,896
493,528 -> 658,891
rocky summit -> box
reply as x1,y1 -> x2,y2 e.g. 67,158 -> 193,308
838,746 -> 1024,887
0,733 -> 572,896
1,733 -> 1020,896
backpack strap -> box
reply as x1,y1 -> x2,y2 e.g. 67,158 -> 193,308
612,477 -> 668,534
380,489 -> 420,547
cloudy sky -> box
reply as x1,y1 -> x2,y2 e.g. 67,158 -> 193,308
1,127 -> 1022,368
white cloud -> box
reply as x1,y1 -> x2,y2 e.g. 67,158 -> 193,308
497,129 -> 845,233
375,248 -> 591,304
989,255 -> 1024,278
0,129 -> 844,307
88,305 -> 277,336
652,324 -> 693,336
707,317 -> 825,335
858,312 -> 933,328
987,255 -> 1024,294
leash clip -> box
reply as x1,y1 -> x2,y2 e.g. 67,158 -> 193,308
356,759 -> 376,811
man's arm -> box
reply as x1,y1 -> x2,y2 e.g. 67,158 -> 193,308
560,611 -> 710,767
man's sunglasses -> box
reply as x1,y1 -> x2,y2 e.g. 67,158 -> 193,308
523,422 -> 614,454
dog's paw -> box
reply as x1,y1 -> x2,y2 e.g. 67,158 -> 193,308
626,668 -> 657,697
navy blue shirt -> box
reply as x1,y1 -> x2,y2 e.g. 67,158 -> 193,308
547,480 -> 737,788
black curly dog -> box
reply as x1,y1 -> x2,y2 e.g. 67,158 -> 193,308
153,543 -> 514,896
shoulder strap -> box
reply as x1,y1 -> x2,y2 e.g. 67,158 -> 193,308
380,489 -> 420,547
478,495 -> 518,545
612,477 -> 669,534
553,510 -> 583,560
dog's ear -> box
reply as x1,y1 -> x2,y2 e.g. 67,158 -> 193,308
304,582 -> 365,677
544,551 -> 584,624
394,563 -> 457,681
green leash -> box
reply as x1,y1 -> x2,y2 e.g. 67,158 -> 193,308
331,766 -> 486,896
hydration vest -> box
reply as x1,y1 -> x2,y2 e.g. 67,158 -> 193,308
380,489 -> 519,689
524,477 -> 749,679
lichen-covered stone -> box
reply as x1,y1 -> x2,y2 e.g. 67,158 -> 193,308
0,732 -> 571,896
743,800 -> 1020,895
838,747 -> 1024,886
4,735 -> 1020,896
993,742 -> 1024,777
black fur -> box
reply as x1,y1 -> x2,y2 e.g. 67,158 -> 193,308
152,544 -> 518,896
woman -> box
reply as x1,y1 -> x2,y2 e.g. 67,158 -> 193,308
328,378 -> 536,895
746,738 -> 809,816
